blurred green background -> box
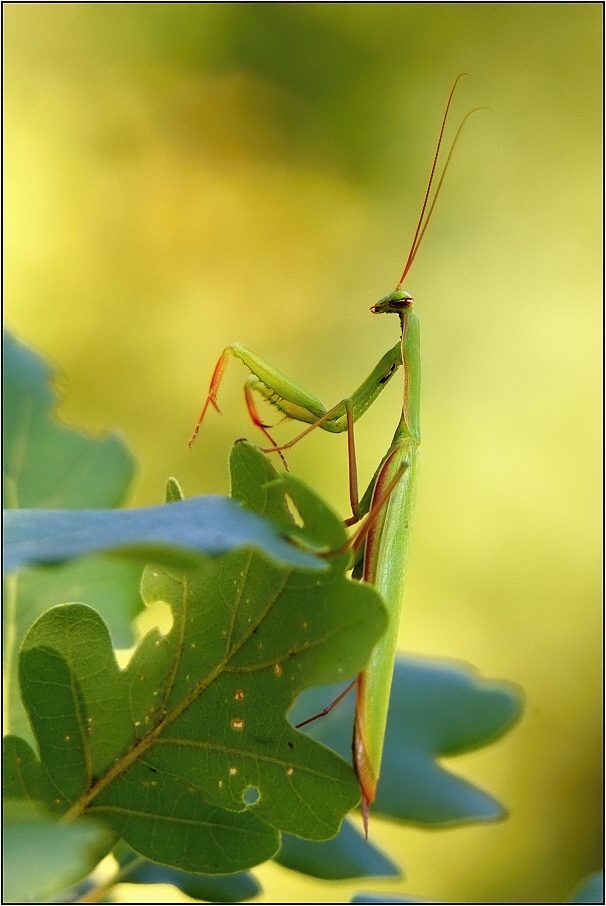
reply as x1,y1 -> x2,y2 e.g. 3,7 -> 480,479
4,4 -> 601,903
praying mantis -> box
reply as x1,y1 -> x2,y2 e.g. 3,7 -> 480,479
190,74 -> 481,834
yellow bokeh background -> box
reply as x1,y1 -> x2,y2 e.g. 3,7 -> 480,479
4,5 -> 601,903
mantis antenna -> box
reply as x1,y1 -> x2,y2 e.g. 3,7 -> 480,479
397,73 -> 486,290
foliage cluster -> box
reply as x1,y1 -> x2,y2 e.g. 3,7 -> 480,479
3,331 -> 599,904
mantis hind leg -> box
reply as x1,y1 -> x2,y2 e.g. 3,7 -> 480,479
294,678 -> 357,729
345,403 -> 362,525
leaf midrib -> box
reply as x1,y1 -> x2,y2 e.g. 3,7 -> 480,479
62,552 -> 292,822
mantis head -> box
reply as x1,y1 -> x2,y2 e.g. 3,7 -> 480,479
370,74 -> 480,331
370,289 -> 413,315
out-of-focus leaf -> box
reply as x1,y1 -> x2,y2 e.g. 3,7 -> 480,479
276,818 -> 401,880
3,493 -> 326,574
9,557 -> 142,652
3,330 -> 142,745
291,655 -> 523,827
2,800 -> 115,904
569,871 -> 604,903
3,330 -> 135,511
351,894 -> 431,904
113,841 -> 261,902
5,443 -> 388,874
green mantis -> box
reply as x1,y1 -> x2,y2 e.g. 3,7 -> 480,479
190,74 -> 479,834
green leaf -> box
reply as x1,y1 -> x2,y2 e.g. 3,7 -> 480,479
3,734 -> 55,802
114,841 -> 261,902
3,330 -> 135,511
165,476 -> 185,503
4,558 -> 143,745
276,818 -> 401,880
7,443 -> 388,874
291,656 -> 523,827
4,495 -> 327,574
569,871 -> 604,903
2,800 -> 115,903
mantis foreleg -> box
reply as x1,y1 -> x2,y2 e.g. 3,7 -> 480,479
190,341 -> 403,518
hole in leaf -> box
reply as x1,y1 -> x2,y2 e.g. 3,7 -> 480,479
242,786 -> 260,806
285,492 -> 304,528
135,600 -> 173,639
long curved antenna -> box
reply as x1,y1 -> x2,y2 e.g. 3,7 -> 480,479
396,72 -> 470,291
404,106 -> 488,277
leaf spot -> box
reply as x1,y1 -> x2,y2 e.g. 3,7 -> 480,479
65,735 -> 70,741
54,799 -> 61,804
286,768 -> 294,776
274,663 -> 282,677
231,719 -> 244,730
302,622 -> 308,629
234,690 -> 245,701
218,780 -> 223,787
229,767 -> 238,775
134,721 -> 141,727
